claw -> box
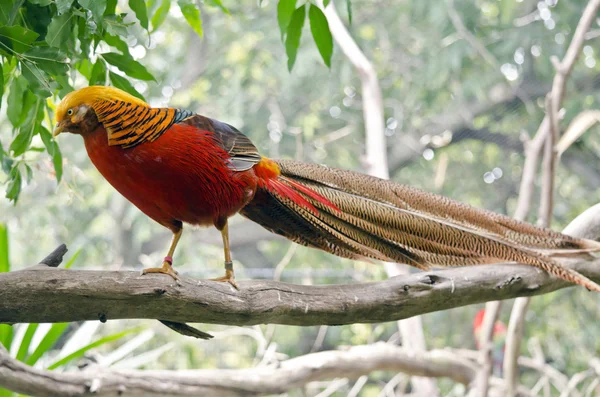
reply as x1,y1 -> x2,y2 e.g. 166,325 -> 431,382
142,258 -> 179,281
210,269 -> 239,290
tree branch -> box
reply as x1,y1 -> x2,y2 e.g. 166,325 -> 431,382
0,343 -> 478,397
0,254 -> 598,326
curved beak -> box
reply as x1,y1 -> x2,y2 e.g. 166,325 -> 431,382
52,123 -> 63,138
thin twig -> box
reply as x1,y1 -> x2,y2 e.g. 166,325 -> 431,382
503,289 -> 531,397
560,370 -> 592,397
528,338 -> 552,397
474,301 -> 502,397
538,95 -> 559,227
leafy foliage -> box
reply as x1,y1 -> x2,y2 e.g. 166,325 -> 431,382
278,0 -> 337,70
0,0 -> 213,203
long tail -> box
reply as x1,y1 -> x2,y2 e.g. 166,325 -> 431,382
241,158 -> 600,291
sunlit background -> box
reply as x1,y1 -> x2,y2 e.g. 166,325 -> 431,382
1,0 -> 600,395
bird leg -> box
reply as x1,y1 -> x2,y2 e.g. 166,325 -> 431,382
142,228 -> 182,280
210,221 -> 239,290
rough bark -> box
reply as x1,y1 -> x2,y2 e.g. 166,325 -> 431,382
0,255 -> 599,326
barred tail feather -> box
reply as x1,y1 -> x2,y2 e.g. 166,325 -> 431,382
241,159 -> 600,291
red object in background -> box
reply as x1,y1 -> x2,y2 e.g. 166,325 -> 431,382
473,309 -> 507,376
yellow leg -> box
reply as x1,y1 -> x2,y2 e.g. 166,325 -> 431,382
142,228 -> 182,280
210,221 -> 238,289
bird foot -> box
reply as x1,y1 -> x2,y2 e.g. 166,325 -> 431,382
141,256 -> 179,280
209,269 -> 238,290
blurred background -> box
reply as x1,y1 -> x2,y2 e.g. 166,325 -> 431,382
1,0 -> 600,395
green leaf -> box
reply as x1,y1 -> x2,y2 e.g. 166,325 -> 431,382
0,223 -> 8,273
47,327 -> 142,369
51,142 -> 63,182
10,99 -> 42,156
178,0 -> 203,37
346,0 -> 352,24
78,0 -> 107,24
129,0 -> 148,30
109,72 -> 145,100
5,166 -> 21,202
10,125 -> 36,156
76,58 -> 92,79
101,52 -> 154,81
103,32 -> 130,55
89,59 -> 107,85
309,5 -> 333,67
20,60 -> 55,97
1,151 -> 13,175
28,0 -> 52,5
0,324 -> 13,351
40,126 -> 63,182
24,163 -> 33,183
64,248 -> 81,269
323,0 -> 330,6
7,77 -> 27,127
0,0 -> 15,26
25,323 -> 69,366
23,46 -> 67,63
105,0 -> 117,15
56,0 -> 73,15
16,323 -> 39,362
207,0 -> 229,15
285,5 -> 305,72
104,14 -> 133,37
0,63 -> 3,112
46,13 -> 73,49
23,47 -> 68,75
1,146 -> 13,174
150,0 -> 170,31
277,0 -> 295,40
0,25 -> 39,53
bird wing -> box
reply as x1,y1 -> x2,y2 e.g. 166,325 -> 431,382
181,115 -> 262,171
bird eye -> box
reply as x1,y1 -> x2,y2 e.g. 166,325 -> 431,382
67,109 -> 74,116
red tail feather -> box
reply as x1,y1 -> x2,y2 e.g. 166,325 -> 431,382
254,157 -> 339,214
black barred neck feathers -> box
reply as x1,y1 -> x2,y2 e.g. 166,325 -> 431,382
94,99 -> 192,148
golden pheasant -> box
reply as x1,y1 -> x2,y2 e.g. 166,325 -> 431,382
53,86 -> 600,291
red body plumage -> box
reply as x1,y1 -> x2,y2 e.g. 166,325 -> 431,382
84,123 -> 259,232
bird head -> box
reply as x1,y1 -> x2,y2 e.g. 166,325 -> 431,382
53,86 -> 147,137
